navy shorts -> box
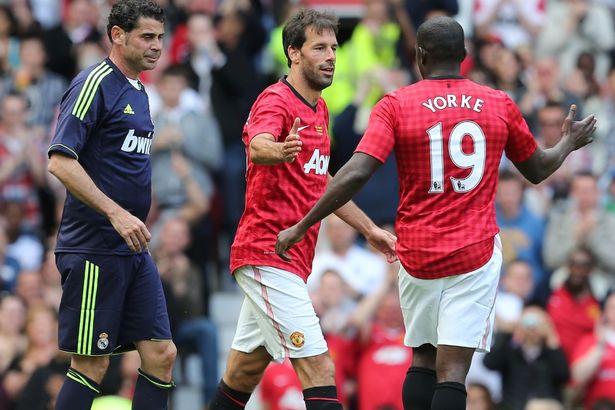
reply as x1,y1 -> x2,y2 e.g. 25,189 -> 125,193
55,252 -> 171,356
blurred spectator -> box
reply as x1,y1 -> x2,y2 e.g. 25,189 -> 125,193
330,67 -> 405,225
496,260 -> 534,331
209,5 -> 263,237
0,93 -> 47,230
311,269 -> 357,406
496,170 -> 546,293
150,64 -> 222,228
322,0 -> 409,115
547,247 -> 602,362
9,0 -> 43,36
12,350 -> 69,410
606,172 -> 615,214
523,399 -> 564,410
543,172 -> 615,274
2,200 -> 43,271
473,0 -> 545,50
571,293 -> 615,408
1,35 -> 67,131
466,383 -> 495,410
484,306 -> 569,410
2,305 -> 57,404
518,58 -> 582,129
0,6 -> 20,72
308,215 -> 386,298
260,359 -> 305,410
353,265 -> 411,410
153,216 -> 218,406
0,223 -> 20,292
536,0 -> 615,82
598,67 -> 615,173
14,270 -> 43,308
42,0 -> 101,81
0,294 -> 26,374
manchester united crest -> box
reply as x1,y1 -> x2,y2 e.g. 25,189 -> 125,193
290,331 -> 305,348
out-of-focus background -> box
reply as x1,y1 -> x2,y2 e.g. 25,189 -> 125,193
2,0 -> 615,409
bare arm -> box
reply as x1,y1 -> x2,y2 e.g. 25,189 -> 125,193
47,153 -> 150,252
513,105 -> 596,184
249,118 -> 302,165
572,342 -> 605,387
276,153 -> 392,260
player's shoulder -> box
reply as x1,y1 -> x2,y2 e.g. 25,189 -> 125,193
71,59 -> 117,89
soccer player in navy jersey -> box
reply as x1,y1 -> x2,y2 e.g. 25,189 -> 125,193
210,9 -> 396,410
277,16 -> 597,410
47,1 -> 176,409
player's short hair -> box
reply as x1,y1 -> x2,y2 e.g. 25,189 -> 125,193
282,8 -> 338,68
416,16 -> 465,64
107,0 -> 165,42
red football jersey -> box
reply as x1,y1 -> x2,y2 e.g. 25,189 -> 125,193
547,287 -> 600,361
230,79 -> 331,281
357,323 -> 412,410
571,335 -> 615,408
355,78 -> 537,278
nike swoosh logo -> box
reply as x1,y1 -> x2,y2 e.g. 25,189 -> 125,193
297,125 -> 309,132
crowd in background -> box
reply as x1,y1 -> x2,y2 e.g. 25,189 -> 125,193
2,0 -> 615,409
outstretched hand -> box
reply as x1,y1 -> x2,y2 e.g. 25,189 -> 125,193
281,117 -> 303,163
562,104 -> 597,151
366,227 -> 398,263
276,224 -> 306,261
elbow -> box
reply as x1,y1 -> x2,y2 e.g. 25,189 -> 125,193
47,155 -> 60,177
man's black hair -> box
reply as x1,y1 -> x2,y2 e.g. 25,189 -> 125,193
416,16 -> 466,64
106,0 -> 165,42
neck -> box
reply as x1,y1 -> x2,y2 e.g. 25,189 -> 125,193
424,64 -> 461,79
109,50 -> 139,80
286,71 -> 320,106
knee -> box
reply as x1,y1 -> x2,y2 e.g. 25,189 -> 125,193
72,355 -> 110,383
142,341 -> 177,372
293,354 -> 336,388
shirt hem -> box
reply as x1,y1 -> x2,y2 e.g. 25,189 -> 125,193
55,247 -> 146,256
230,259 -> 309,283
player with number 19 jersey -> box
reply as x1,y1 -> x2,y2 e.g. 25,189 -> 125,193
230,79 -> 331,282
356,77 -> 537,279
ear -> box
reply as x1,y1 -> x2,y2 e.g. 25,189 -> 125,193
110,25 -> 125,45
462,46 -> 467,61
288,45 -> 300,65
417,46 -> 427,66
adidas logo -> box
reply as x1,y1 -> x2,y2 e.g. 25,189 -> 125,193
124,104 -> 135,115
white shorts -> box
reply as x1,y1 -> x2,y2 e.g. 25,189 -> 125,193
231,265 -> 328,362
398,236 -> 502,353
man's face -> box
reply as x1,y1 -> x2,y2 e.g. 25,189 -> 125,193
537,106 -> 566,147
294,27 -> 337,91
120,17 -> 164,73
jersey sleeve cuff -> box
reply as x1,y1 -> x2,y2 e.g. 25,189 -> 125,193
48,143 -> 79,160
353,148 -> 386,164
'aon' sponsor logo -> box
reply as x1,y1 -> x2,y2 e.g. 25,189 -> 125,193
303,149 -> 329,175
121,129 -> 152,155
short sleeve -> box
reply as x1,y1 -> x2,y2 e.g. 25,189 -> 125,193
504,94 -> 537,163
354,94 -> 398,163
245,90 -> 287,143
48,73 -> 107,159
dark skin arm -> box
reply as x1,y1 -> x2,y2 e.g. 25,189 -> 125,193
276,152 -> 381,260
514,105 -> 597,184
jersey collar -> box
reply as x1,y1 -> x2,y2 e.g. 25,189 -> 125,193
281,76 -> 318,112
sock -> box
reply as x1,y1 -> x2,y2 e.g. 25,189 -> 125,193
303,386 -> 343,410
209,379 -> 252,409
55,367 -> 100,410
402,367 -> 437,410
131,368 -> 175,410
430,382 -> 467,410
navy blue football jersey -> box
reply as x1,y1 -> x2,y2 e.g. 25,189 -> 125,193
49,58 -> 154,255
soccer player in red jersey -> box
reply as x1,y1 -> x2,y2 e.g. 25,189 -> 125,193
210,9 -> 397,410
276,16 -> 597,410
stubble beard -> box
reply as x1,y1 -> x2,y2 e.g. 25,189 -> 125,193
302,64 -> 334,92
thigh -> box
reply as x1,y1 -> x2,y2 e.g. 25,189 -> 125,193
118,253 -> 172,352
398,265 -> 443,349
438,240 -> 502,352
234,266 -> 327,362
56,253 -> 130,356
